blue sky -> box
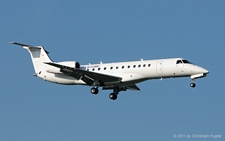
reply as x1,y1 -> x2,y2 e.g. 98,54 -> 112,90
1,1 -> 224,140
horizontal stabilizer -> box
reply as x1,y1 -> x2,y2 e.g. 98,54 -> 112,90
10,42 -> 40,48
10,42 -> 49,54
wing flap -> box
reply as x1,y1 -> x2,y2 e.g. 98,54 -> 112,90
103,84 -> 141,91
127,84 -> 141,90
60,68 -> 82,80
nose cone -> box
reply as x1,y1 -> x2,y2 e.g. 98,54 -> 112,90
192,65 -> 209,74
198,66 -> 209,74
202,68 -> 209,74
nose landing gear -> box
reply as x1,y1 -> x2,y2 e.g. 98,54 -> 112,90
190,83 -> 196,88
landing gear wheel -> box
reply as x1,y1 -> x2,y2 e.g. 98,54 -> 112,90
190,83 -> 196,88
90,88 -> 99,94
109,93 -> 117,100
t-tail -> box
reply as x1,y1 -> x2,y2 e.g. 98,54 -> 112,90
10,42 -> 52,76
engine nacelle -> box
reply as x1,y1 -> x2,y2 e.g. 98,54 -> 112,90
58,61 -> 80,68
46,61 -> 80,74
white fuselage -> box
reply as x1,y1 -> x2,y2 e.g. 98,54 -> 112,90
11,42 -> 209,100
38,58 -> 208,87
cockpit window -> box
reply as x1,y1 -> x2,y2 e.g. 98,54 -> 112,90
182,60 -> 192,64
176,60 -> 192,64
176,60 -> 183,64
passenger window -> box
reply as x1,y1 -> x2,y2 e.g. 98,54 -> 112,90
148,64 -> 151,67
128,65 -> 130,68
138,65 -> 141,68
92,68 -> 95,71
110,67 -> 113,70
116,66 -> 118,69
133,65 -> 136,68
143,64 -> 146,67
87,69 -> 89,71
104,67 -> 106,70
122,66 -> 124,69
98,68 -> 100,71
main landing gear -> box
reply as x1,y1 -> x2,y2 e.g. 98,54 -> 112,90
90,86 -> 120,100
109,93 -> 117,100
108,86 -> 120,100
90,87 -> 99,94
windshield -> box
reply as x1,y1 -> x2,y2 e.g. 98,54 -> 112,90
182,60 -> 192,64
176,60 -> 183,64
176,60 -> 193,64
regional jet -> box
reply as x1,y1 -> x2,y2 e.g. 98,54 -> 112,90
10,42 -> 209,100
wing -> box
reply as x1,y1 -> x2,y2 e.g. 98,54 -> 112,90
126,84 -> 141,90
45,62 -> 122,86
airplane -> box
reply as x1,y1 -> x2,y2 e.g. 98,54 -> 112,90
10,42 -> 209,100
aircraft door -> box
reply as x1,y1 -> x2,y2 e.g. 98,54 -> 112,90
156,61 -> 163,75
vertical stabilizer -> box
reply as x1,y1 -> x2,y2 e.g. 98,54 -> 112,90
10,42 -> 52,73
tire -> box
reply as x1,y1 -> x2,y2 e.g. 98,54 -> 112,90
109,93 -> 117,100
190,83 -> 196,88
90,88 -> 99,94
